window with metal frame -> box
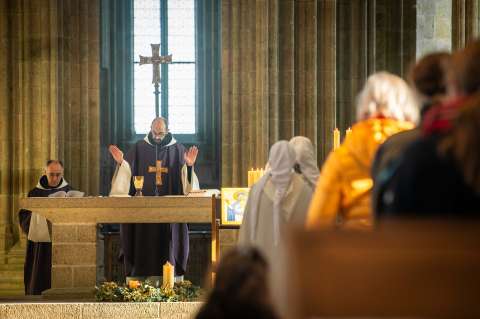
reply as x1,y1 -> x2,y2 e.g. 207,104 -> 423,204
133,0 -> 196,134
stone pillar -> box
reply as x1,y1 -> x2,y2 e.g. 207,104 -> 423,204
336,0 -> 374,131
317,0 -> 337,162
417,0 -> 452,57
46,223 -> 97,298
452,0 -> 480,50
336,0 -> 417,132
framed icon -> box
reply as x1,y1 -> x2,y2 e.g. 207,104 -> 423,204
220,188 -> 250,226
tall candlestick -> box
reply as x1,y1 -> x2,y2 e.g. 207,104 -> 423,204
163,261 -> 175,289
333,128 -> 340,150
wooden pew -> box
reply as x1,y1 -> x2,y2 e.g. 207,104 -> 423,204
274,221 -> 480,318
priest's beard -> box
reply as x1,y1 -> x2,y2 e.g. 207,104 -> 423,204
148,132 -> 172,147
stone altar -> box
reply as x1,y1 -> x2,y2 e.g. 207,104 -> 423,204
19,196 -> 214,299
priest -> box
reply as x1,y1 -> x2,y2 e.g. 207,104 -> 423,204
18,160 -> 72,295
109,117 -> 199,279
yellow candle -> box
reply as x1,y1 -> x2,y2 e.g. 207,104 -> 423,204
255,168 -> 261,183
333,128 -> 340,150
345,127 -> 352,140
163,261 -> 175,289
128,280 -> 140,289
248,169 -> 253,187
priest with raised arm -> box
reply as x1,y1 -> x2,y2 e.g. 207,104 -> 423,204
109,117 -> 199,280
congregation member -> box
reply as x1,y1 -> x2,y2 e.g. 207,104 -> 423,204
195,247 -> 278,319
377,41 -> 480,217
289,136 -> 320,189
306,72 -> 417,229
238,141 -> 313,263
18,160 -> 72,295
372,52 -> 452,214
109,117 -> 199,280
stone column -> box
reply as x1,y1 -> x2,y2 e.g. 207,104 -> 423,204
336,0 -> 417,132
452,0 -> 480,49
317,0 -> 336,162
46,223 -> 97,298
417,0 -> 452,57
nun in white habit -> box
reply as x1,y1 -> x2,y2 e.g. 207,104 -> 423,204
289,136 -> 320,189
238,141 -> 313,263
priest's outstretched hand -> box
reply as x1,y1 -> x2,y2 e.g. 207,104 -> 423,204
184,146 -> 198,166
109,145 -> 124,164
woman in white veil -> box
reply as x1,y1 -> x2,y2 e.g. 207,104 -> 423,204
238,141 -> 313,263
289,136 -> 320,189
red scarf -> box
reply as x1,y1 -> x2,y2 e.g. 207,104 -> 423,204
422,96 -> 468,135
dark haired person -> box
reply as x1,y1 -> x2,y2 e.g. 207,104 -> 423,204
18,160 -> 72,295
195,247 -> 279,319
377,41 -> 480,217
372,52 -> 452,215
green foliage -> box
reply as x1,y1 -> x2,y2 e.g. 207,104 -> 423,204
95,281 -> 202,302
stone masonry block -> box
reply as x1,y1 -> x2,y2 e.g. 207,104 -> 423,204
73,266 -> 96,287
51,266 -> 73,288
53,243 -> 96,265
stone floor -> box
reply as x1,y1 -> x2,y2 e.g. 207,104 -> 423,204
0,301 -> 203,319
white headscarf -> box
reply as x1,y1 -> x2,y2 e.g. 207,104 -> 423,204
289,136 -> 320,188
249,141 -> 296,245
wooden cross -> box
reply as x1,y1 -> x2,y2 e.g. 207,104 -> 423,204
139,44 -> 172,84
148,160 -> 169,186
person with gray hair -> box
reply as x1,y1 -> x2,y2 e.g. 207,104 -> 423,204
306,71 -> 417,230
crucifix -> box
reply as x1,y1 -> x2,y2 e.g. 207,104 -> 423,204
148,160 -> 169,187
139,44 -> 172,117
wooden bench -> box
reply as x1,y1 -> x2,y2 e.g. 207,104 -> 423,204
274,221 -> 480,318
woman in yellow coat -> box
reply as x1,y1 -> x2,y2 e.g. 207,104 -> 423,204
306,72 -> 417,229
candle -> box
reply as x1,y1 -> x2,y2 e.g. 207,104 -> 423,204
248,169 -> 253,187
128,280 -> 140,289
345,127 -> 352,140
163,261 -> 175,289
333,128 -> 340,150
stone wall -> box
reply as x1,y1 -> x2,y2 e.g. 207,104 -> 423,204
417,0 -> 452,57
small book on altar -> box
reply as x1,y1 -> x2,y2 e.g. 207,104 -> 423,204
48,190 -> 85,198
187,189 -> 220,197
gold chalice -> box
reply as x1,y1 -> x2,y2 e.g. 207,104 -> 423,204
133,176 -> 144,196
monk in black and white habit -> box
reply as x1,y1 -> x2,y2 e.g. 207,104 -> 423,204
18,160 -> 72,295
109,117 -> 199,280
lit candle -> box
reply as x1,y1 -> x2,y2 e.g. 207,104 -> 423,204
128,280 -> 140,289
345,127 -> 352,140
163,261 -> 175,289
255,168 -> 261,183
333,128 -> 340,150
